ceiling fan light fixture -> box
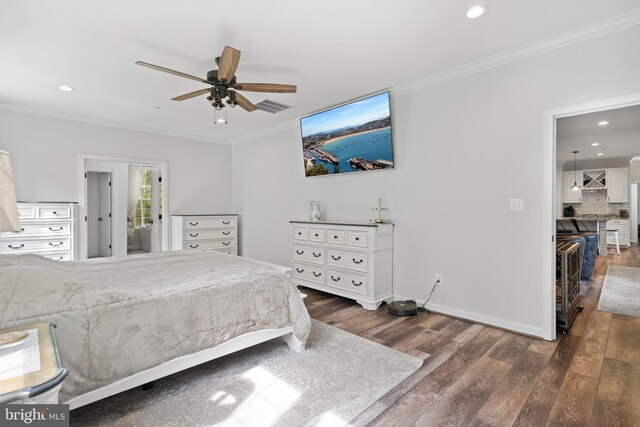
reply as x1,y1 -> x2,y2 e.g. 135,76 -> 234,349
215,105 -> 227,125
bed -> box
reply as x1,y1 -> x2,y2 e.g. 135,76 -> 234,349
0,251 -> 311,409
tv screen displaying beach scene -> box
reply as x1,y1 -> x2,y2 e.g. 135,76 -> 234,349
300,92 -> 394,177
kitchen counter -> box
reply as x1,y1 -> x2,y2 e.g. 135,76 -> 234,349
558,216 -> 626,221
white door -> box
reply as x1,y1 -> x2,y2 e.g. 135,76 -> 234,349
99,173 -> 112,257
150,167 -> 161,252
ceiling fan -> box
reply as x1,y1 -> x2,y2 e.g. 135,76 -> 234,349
135,46 -> 296,113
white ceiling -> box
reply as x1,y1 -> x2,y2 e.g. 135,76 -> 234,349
1,1 -> 639,143
557,104 -> 640,166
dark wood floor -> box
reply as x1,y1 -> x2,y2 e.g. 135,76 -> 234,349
302,245 -> 640,427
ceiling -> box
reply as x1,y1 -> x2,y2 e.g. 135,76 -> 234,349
557,104 -> 640,165
1,1 -> 639,143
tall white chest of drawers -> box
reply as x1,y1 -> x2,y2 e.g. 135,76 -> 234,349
0,202 -> 78,260
171,215 -> 238,255
290,221 -> 393,310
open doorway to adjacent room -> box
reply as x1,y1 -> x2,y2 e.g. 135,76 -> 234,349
80,155 -> 169,259
548,98 -> 640,340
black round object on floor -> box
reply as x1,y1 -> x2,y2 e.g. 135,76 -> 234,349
388,300 -> 418,316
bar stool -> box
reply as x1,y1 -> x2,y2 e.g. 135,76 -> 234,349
607,229 -> 621,256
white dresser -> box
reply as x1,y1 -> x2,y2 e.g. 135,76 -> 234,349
171,215 -> 238,255
0,202 -> 78,260
289,221 -> 393,310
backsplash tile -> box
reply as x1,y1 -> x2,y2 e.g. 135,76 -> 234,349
563,189 -> 628,215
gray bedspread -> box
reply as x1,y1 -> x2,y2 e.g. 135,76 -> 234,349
0,251 -> 311,402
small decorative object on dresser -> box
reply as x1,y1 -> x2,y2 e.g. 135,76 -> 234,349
171,214 -> 238,255
0,323 -> 67,404
0,202 -> 78,260
290,220 -> 393,310
309,201 -> 321,222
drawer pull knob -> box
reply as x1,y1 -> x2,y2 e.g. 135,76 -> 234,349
313,252 -> 321,258
298,232 -> 302,235
223,231 -> 231,235
223,221 -> 230,225
331,275 -> 340,282
296,268 -> 304,273
12,228 -> 25,233
55,257 -> 63,261
352,280 -> 363,286
331,255 -> 341,261
49,242 -> 64,247
8,244 -> 24,249
190,244 -> 199,248
49,227 -> 64,232
189,222 -> 199,226
53,211 -> 57,215
333,235 -> 338,239
296,250 -> 304,255
314,233 -> 319,237
352,258 -> 364,264
189,233 -> 199,237
223,242 -> 230,246
313,272 -> 322,277
355,237 -> 360,241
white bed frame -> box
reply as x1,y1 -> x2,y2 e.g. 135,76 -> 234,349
67,327 -> 304,410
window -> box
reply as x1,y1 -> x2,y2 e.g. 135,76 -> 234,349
134,170 -> 152,228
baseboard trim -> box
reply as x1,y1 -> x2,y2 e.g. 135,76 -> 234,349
393,295 -> 546,339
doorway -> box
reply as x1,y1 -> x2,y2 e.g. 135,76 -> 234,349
545,92 -> 640,340
80,155 -> 169,259
87,172 -> 112,258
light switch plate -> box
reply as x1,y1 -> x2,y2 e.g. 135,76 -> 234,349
509,198 -> 524,211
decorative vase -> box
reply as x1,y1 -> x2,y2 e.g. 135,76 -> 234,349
309,201 -> 321,222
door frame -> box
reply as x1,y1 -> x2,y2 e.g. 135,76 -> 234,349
78,154 -> 169,260
543,91 -> 640,341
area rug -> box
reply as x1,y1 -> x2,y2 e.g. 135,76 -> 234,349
70,320 -> 422,427
598,265 -> 640,317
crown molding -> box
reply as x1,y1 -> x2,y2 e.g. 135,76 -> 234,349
0,103 -> 231,145
231,8 -> 640,144
392,8 -> 640,97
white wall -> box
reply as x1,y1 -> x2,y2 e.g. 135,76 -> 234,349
232,25 -> 640,337
0,110 -> 233,242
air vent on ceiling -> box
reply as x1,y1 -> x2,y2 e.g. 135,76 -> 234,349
255,99 -> 291,114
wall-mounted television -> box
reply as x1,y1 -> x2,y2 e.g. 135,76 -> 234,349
300,91 -> 394,177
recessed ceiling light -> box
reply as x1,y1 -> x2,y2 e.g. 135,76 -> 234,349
598,121 -> 609,126
58,85 -> 75,92
466,6 -> 485,18
591,142 -> 599,146
597,152 -> 604,156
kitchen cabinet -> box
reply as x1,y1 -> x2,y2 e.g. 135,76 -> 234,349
563,171 -> 582,203
606,168 -> 628,203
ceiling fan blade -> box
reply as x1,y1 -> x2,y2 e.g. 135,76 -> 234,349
233,83 -> 297,93
230,90 -> 257,112
135,61 -> 211,85
171,88 -> 210,101
217,46 -> 241,83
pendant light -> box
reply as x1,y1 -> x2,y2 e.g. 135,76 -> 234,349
570,150 -> 581,191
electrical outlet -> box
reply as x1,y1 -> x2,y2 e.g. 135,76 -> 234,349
435,273 -> 444,285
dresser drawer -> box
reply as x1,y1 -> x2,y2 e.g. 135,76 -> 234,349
1,238 -> 71,253
39,252 -> 72,261
327,229 -> 345,245
17,206 -> 36,219
326,269 -> 367,295
308,228 -> 326,243
292,244 -> 325,265
183,217 -> 235,229
5,222 -> 72,238
184,239 -> 235,250
347,231 -> 368,247
293,227 -> 309,241
183,229 -> 235,240
215,248 -> 237,256
38,206 -> 71,219
292,263 -> 324,284
327,249 -> 368,272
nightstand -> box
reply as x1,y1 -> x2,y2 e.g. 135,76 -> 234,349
0,323 -> 67,404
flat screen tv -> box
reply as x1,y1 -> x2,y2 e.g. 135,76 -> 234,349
300,92 -> 394,177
